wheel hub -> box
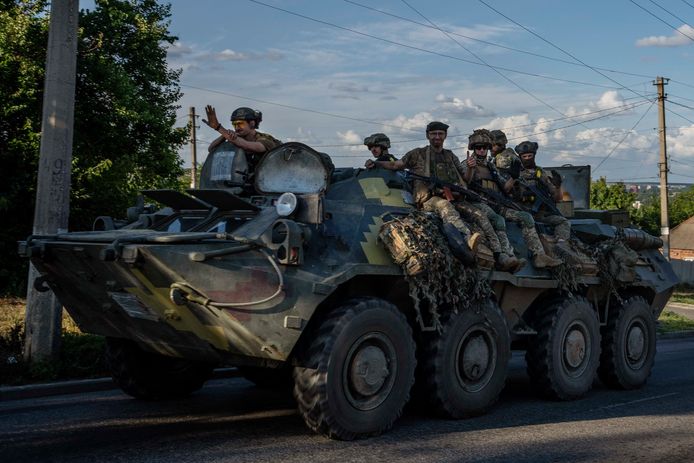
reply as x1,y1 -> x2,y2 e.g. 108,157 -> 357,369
461,334 -> 490,381
350,345 -> 389,396
564,328 -> 586,369
626,322 -> 646,363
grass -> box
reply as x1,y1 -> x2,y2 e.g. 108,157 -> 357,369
657,310 -> 694,334
0,297 -> 108,386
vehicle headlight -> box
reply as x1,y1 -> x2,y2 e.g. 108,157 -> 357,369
276,192 -> 298,217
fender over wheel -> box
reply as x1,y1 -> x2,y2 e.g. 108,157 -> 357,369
106,338 -> 214,400
526,296 -> 600,400
598,296 -> 656,389
293,298 -> 416,440
419,299 -> 511,418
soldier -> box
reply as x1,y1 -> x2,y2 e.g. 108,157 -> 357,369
514,141 -> 571,241
365,121 -> 481,255
489,129 -> 522,193
464,130 -> 561,269
203,105 -> 282,172
364,133 -> 398,162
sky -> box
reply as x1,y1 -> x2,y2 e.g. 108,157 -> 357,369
158,0 -> 694,183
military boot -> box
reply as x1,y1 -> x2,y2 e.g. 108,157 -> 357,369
495,253 -> 521,272
533,252 -> 562,268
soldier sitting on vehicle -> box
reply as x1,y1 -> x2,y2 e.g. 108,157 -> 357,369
203,105 -> 282,173
365,121 -> 481,260
464,130 -> 561,269
364,133 -> 398,162
514,141 -> 571,242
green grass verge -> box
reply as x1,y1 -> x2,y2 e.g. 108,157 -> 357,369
1,298 -> 108,386
657,310 -> 694,334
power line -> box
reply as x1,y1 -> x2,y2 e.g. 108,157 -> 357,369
669,99 -> 694,111
343,0 -> 656,80
594,99 -> 657,172
246,0 -> 627,90
683,0 -> 694,11
647,0 -> 694,27
628,0 -> 694,42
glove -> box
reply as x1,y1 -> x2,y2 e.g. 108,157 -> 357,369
549,169 -> 562,188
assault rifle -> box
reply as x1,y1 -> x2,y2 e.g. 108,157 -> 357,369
516,175 -> 564,217
404,172 -> 485,203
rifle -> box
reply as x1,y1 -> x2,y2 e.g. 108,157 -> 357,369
516,175 -> 564,217
404,172 -> 484,203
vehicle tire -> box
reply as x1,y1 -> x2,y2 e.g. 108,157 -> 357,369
293,298 -> 416,440
598,296 -> 656,389
419,300 -> 510,418
525,296 -> 600,400
238,365 -> 293,389
106,338 -> 214,400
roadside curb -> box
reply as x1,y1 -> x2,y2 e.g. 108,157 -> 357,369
657,330 -> 694,340
0,367 -> 240,402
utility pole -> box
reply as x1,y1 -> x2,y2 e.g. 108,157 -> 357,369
654,76 -> 670,260
24,0 -> 80,362
189,107 -> 198,188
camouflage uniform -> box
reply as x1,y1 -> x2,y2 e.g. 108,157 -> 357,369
208,130 -> 281,172
400,146 -> 473,239
518,166 -> 571,240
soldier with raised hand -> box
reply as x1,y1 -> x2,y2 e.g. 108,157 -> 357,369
489,129 -> 523,193
364,133 -> 398,162
203,105 -> 282,172
464,130 -> 561,269
515,141 -> 571,241
365,121 -> 481,257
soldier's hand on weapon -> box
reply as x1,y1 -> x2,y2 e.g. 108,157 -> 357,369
503,177 -> 516,194
365,159 -> 375,169
202,105 -> 221,130
550,169 -> 562,188
466,151 -> 476,168
221,127 -> 238,143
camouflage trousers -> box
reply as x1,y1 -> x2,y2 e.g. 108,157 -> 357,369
456,201 -> 514,255
421,196 -> 472,239
501,208 -> 545,256
535,211 -> 571,241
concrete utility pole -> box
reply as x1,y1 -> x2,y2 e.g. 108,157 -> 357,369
24,0 -> 80,362
654,76 -> 670,260
189,107 -> 198,188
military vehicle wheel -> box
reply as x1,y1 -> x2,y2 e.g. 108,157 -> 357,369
238,365 -> 293,389
598,296 -> 656,389
293,298 -> 416,440
420,300 -> 510,418
106,338 -> 214,400
526,297 -> 600,400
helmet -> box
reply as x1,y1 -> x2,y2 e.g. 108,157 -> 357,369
489,130 -> 508,146
467,129 -> 492,149
364,133 -> 391,149
231,107 -> 262,123
515,141 -> 538,155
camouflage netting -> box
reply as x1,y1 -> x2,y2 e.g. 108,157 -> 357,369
379,211 -> 491,332
590,233 -> 640,303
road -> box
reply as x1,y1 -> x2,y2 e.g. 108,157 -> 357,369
2,338 -> 694,463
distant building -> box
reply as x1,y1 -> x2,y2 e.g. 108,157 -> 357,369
670,216 -> 694,261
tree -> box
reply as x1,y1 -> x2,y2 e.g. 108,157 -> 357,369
590,177 -> 636,211
0,0 -> 187,295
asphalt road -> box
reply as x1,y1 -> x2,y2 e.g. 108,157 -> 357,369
2,338 -> 694,463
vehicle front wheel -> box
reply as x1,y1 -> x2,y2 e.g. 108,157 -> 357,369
293,298 -> 416,440
106,338 -> 214,400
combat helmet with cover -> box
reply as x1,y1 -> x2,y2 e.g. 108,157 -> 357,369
364,133 -> 391,149
489,130 -> 508,146
468,129 -> 492,150
231,106 -> 263,126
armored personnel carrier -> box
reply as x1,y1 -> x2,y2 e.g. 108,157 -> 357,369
20,141 -> 677,440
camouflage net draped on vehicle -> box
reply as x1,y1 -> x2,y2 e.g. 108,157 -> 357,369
591,234 -> 639,303
378,211 -> 491,332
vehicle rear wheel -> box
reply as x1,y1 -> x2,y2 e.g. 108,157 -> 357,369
525,296 -> 600,400
598,296 -> 656,389
420,300 -> 510,418
293,298 -> 416,440
106,338 -> 214,400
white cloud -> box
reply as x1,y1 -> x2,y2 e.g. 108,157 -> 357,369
669,125 -> 694,156
435,94 -> 495,118
636,24 -> 694,47
166,41 -> 194,58
336,130 -> 363,151
386,112 -> 436,135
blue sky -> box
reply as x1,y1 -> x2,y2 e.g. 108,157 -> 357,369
162,0 -> 694,183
